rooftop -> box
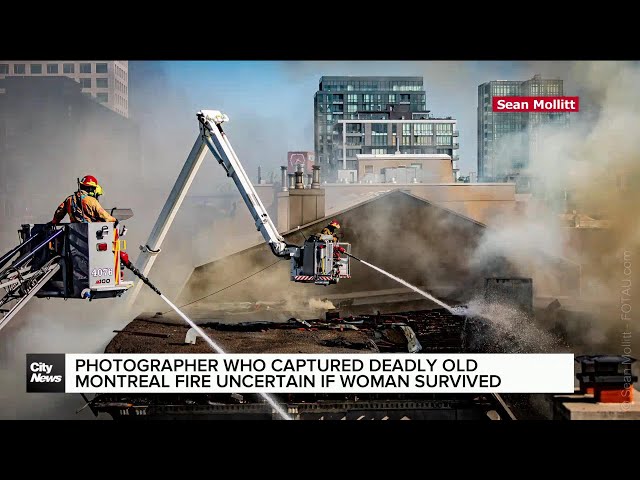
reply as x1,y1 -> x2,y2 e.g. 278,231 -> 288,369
319,76 -> 423,81
106,307 -> 469,355
355,153 -> 452,160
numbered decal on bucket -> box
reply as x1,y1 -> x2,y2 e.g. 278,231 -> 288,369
91,268 -> 114,277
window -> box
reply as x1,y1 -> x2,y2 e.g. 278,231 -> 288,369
0,64 -> 8,74
96,78 -> 108,88
80,63 -> 91,73
347,94 -> 357,103
400,94 -> 410,102
347,104 -> 357,113
413,124 -> 433,135
414,136 -> 433,145
371,148 -> 385,155
346,123 -> 362,133
436,135 -> 452,146
364,165 -> 374,174
371,124 -> 387,134
47,64 -> 59,74
80,78 -> 91,88
30,64 -> 42,74
96,63 -> 108,73
436,123 -> 452,134
388,94 -> 396,103
63,63 -> 75,74
372,135 -> 387,146
97,93 -> 108,103
346,149 -> 360,157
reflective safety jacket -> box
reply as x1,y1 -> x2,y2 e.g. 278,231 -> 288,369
51,190 -> 116,224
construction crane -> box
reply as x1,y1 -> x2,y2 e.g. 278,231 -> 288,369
128,110 -> 350,306
0,211 -> 134,333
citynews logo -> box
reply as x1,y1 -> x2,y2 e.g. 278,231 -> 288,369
26,354 -> 65,393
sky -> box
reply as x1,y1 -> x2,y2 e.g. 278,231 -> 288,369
132,60 -> 574,177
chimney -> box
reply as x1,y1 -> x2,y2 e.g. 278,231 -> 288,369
278,165 -> 325,231
280,166 -> 288,192
312,165 -> 321,189
295,164 -> 304,189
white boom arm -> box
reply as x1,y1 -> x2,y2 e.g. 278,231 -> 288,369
127,110 -> 296,306
196,110 -> 292,257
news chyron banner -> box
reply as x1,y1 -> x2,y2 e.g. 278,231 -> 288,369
27,353 -> 575,394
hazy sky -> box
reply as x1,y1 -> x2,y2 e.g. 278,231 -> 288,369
133,61 -> 574,176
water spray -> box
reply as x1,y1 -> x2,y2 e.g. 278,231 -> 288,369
120,253 -> 292,420
342,251 -> 457,314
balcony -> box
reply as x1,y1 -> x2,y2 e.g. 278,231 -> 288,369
453,131 -> 459,137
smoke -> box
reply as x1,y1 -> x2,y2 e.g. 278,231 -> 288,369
308,298 -> 336,311
468,61 -> 640,354
0,61 -> 290,419
4,60 -> 638,418
0,71 -> 160,419
0,298 -> 132,419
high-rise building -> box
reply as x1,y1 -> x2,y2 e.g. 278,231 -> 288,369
0,60 -> 129,118
314,76 -> 428,179
477,74 -> 568,186
0,76 -> 139,243
333,117 -> 459,182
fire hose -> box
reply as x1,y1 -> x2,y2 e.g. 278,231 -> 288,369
118,252 -> 161,296
118,251 -> 292,420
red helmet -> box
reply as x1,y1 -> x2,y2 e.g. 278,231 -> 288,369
80,175 -> 99,188
329,220 -> 341,229
79,175 -> 104,197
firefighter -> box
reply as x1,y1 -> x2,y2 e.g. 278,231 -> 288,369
316,219 -> 346,262
51,175 -> 117,224
319,219 -> 342,243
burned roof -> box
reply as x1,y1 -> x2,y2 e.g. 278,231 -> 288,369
105,308 -> 470,355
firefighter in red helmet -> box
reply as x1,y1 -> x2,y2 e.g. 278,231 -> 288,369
320,219 -> 342,243
316,219 -> 346,262
51,175 -> 116,224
